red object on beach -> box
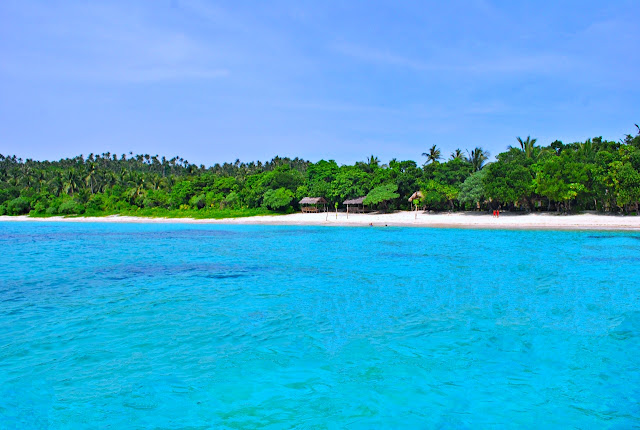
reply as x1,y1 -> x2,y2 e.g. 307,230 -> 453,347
497,210 -> 500,218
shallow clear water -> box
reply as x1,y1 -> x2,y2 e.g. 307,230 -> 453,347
0,222 -> 639,428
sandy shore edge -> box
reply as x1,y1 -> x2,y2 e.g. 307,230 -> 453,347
1,212 -> 639,231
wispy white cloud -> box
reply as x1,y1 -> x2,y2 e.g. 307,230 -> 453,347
0,1 -> 229,83
177,0 -> 249,32
332,42 -> 573,75
1,0 -> 638,165
256,97 -> 513,121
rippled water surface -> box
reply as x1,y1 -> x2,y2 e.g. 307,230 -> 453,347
1,222 -> 639,428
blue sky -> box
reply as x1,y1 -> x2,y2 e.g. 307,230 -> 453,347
1,0 -> 639,165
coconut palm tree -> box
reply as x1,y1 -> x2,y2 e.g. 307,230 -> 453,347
450,148 -> 465,161
578,139 -> 594,159
148,174 -> 165,191
20,172 -> 36,189
48,174 -> 64,197
100,171 -> 118,192
512,136 -> 538,158
84,162 -> 97,194
62,169 -> 81,196
118,168 -> 129,187
33,169 -> 47,192
422,145 -> 441,164
127,176 -> 147,203
467,147 -> 490,172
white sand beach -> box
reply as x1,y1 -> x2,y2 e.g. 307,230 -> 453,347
1,211 -> 639,231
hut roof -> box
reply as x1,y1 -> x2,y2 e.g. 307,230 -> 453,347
343,197 -> 365,205
299,197 -> 327,205
408,191 -> 424,202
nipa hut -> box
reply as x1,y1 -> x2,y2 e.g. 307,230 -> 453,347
299,197 -> 327,213
408,191 -> 424,211
408,191 -> 424,203
343,197 -> 365,214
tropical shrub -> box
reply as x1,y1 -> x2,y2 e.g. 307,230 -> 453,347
6,197 -> 30,215
32,202 -> 47,213
223,191 -> 240,209
363,183 -> 399,211
262,188 -> 294,211
58,200 -> 85,215
189,193 -> 206,209
458,170 -> 488,210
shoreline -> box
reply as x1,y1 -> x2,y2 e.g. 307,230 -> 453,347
1,211 -> 639,231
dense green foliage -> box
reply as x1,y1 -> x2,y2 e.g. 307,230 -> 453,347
262,188 -> 295,211
1,127 -> 639,217
363,184 -> 400,210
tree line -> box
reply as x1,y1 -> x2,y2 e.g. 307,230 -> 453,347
1,127 -> 639,217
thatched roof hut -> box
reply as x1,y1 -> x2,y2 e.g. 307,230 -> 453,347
299,197 -> 327,205
408,191 -> 424,202
343,196 -> 365,214
299,197 -> 327,213
343,197 -> 365,205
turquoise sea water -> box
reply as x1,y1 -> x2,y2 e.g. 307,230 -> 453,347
0,222 -> 639,429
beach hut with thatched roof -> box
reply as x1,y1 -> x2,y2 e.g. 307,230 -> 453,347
299,197 -> 327,213
408,191 -> 424,213
408,191 -> 424,203
343,197 -> 366,214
